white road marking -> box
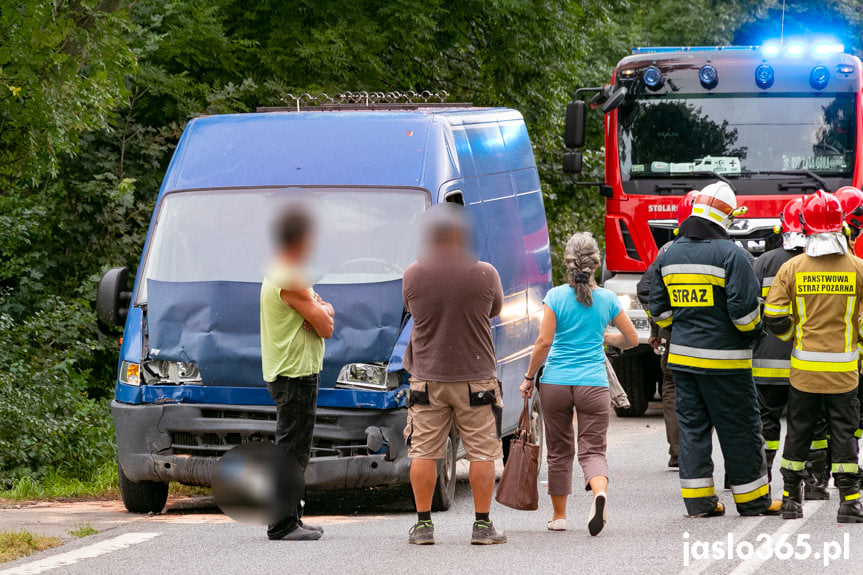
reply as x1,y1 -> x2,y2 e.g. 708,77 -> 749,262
0,532 -> 162,575
728,501 -> 825,575
680,515 -> 768,575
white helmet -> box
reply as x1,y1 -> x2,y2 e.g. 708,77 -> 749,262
691,181 -> 738,229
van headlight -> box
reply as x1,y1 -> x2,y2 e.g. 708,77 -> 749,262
336,363 -> 400,391
143,360 -> 202,385
119,361 -> 140,386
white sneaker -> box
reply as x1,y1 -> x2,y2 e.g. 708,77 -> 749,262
547,518 -> 567,531
588,492 -> 607,536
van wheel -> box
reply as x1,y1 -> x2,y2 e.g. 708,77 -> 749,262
529,394 -> 545,475
611,351 -> 650,417
431,424 -> 459,511
502,395 -> 544,472
118,463 -> 169,513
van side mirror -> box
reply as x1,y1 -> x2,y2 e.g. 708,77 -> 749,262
97,267 -> 131,326
563,151 -> 583,174
564,100 -> 585,148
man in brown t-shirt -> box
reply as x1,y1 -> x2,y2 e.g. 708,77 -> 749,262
402,203 -> 505,546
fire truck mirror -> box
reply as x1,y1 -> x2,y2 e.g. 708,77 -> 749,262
564,100 -> 586,148
563,151 -> 583,174
601,86 -> 627,113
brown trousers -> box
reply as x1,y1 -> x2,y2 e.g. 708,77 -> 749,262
539,383 -> 610,495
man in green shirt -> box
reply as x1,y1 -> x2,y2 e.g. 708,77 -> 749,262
261,206 -> 334,541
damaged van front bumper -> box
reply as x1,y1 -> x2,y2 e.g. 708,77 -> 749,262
111,400 -> 411,489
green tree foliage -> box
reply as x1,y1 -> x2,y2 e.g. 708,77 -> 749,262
1,0 -> 859,482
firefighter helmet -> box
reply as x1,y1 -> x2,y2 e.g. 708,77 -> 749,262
780,197 -> 804,234
800,190 -> 844,235
677,190 -> 699,226
691,181 -> 737,229
833,186 -> 863,233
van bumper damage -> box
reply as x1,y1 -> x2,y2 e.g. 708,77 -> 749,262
111,400 -> 411,489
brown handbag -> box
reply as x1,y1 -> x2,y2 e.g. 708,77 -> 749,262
494,398 -> 540,511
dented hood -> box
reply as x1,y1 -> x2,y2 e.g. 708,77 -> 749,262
147,279 -> 405,388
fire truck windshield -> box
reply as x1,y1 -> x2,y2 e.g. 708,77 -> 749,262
618,93 -> 856,181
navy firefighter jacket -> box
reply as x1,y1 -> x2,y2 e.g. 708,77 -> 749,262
648,217 -> 763,374
751,245 -> 802,385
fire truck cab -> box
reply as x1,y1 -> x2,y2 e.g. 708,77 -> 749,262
565,44 -> 863,415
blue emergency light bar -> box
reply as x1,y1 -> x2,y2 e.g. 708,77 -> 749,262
633,43 -> 845,57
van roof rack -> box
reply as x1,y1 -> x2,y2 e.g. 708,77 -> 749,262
256,90 -> 472,112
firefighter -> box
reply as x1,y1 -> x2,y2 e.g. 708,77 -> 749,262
765,190 -> 863,522
636,190 -> 699,469
751,198 -> 831,496
649,181 -> 780,517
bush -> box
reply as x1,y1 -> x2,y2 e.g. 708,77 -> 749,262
0,297 -> 116,486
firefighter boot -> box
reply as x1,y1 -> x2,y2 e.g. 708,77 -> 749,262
781,480 -> 804,520
835,473 -> 863,524
803,451 -> 830,501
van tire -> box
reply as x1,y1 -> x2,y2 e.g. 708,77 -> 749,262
431,424 -> 458,511
611,352 -> 650,417
118,463 -> 169,513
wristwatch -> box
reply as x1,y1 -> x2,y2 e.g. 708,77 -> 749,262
524,373 -> 535,381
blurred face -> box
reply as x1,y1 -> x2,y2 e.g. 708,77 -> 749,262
277,234 -> 313,264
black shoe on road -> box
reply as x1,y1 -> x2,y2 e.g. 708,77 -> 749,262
408,520 -> 435,545
804,478 -> 831,501
270,525 -> 322,541
471,519 -> 507,545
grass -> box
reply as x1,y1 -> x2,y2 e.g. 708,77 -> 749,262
0,462 -> 118,501
67,524 -> 98,538
0,461 -> 211,502
0,530 -> 61,564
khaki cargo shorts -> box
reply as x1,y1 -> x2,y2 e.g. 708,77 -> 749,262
403,378 -> 503,462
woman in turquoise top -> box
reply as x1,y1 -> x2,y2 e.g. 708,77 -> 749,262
520,232 -> 637,536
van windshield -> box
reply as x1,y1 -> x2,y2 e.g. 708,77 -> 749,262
618,93 -> 857,179
136,187 -> 428,304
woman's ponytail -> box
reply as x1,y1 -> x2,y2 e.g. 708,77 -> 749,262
564,232 -> 601,306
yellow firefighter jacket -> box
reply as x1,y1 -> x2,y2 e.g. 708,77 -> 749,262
764,251 -> 863,394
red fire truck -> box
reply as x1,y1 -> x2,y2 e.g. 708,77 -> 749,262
565,43 -> 863,415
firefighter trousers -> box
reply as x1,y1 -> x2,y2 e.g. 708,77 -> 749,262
757,385 -> 830,477
674,370 -> 772,516
780,387 -> 860,494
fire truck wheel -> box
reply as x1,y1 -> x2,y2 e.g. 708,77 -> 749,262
611,352 -> 650,417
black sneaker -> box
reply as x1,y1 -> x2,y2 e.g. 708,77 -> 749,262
408,520 -> 435,545
471,519 -> 507,545
270,525 -> 322,541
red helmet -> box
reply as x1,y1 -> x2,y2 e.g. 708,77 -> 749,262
833,186 -> 863,232
800,190 -> 844,235
780,197 -> 804,234
677,190 -> 699,226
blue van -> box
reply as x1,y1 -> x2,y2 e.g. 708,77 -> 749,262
96,106 -> 552,513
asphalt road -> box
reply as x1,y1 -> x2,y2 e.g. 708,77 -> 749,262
2,401 -> 861,575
